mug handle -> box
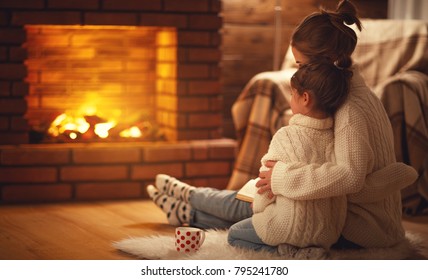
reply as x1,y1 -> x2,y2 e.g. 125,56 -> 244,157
199,230 -> 206,246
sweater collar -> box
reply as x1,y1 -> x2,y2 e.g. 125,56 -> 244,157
289,113 -> 333,130
351,66 -> 367,89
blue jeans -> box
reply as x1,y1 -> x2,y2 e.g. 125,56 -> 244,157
228,218 -> 277,253
188,187 -> 276,253
188,187 -> 253,229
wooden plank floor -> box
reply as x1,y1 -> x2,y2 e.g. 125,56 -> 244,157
0,200 -> 175,260
0,199 -> 427,260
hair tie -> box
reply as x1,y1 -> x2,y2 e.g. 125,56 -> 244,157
334,61 -> 344,70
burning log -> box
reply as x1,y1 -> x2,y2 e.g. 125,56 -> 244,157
44,112 -> 165,143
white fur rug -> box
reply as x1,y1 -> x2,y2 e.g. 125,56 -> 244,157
113,230 -> 428,260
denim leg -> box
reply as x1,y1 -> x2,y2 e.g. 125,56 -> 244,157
189,187 -> 253,223
190,209 -> 235,229
228,218 -> 277,253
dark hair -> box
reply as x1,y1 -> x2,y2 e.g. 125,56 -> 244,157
291,0 -> 362,69
290,61 -> 353,115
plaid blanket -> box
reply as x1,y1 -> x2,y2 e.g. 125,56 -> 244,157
228,19 -> 428,214
352,20 -> 428,88
228,69 -> 295,190
374,71 -> 428,215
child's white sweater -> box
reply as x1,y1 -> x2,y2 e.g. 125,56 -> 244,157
252,114 -> 347,249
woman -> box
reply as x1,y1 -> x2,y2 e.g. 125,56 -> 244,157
147,0 -> 417,250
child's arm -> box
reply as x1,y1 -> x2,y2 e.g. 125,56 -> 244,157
263,126 -> 370,200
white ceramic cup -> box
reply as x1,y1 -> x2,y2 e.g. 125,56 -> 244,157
175,227 -> 205,253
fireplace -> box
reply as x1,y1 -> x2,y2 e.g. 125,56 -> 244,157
25,24 -> 176,143
0,0 -> 236,203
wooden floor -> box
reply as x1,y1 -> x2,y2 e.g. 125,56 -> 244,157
0,199 -> 427,260
0,200 -> 175,260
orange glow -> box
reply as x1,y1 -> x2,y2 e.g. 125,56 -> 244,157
25,25 -> 177,142
48,113 -> 90,137
119,126 -> 142,138
48,109 -> 141,140
156,30 -> 177,46
157,63 -> 176,79
94,121 -> 116,138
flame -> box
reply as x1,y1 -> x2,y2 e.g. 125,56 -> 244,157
119,126 -> 142,138
94,121 -> 116,138
48,111 -> 118,140
49,113 -> 91,138
74,117 -> 91,134
82,105 -> 97,116
48,110 -> 144,140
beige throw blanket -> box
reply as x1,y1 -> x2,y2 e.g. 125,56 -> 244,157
374,71 -> 428,214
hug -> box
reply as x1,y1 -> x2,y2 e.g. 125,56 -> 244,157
147,0 -> 420,257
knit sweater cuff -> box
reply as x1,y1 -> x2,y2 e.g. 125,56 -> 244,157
252,193 -> 275,213
270,161 -> 290,196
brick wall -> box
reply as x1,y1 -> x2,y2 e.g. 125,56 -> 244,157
0,0 -> 223,143
0,139 -> 236,203
0,0 -> 235,204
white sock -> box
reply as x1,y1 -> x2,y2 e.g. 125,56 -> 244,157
155,174 -> 196,203
147,185 -> 192,226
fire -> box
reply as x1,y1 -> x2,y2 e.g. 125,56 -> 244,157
48,113 -> 90,137
94,121 -> 116,138
48,110 -> 144,141
119,126 -> 142,138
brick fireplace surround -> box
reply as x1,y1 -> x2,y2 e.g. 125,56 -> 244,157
0,0 -> 237,203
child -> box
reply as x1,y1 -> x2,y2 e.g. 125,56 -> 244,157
227,61 -> 352,252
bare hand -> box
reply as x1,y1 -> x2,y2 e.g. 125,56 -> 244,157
256,161 -> 277,199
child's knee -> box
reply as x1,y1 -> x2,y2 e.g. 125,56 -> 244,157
227,224 -> 238,246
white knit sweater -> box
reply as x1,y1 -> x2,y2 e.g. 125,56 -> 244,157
270,67 -> 418,248
252,114 -> 347,249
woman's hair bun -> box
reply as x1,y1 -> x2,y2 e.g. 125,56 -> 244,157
336,0 -> 362,31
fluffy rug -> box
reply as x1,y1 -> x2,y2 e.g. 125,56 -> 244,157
113,230 -> 428,260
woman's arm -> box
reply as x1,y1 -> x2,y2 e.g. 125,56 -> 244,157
258,125 -> 372,200
348,162 -> 418,203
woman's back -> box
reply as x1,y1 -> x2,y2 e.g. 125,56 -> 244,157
334,67 -> 405,247
335,67 -> 396,170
